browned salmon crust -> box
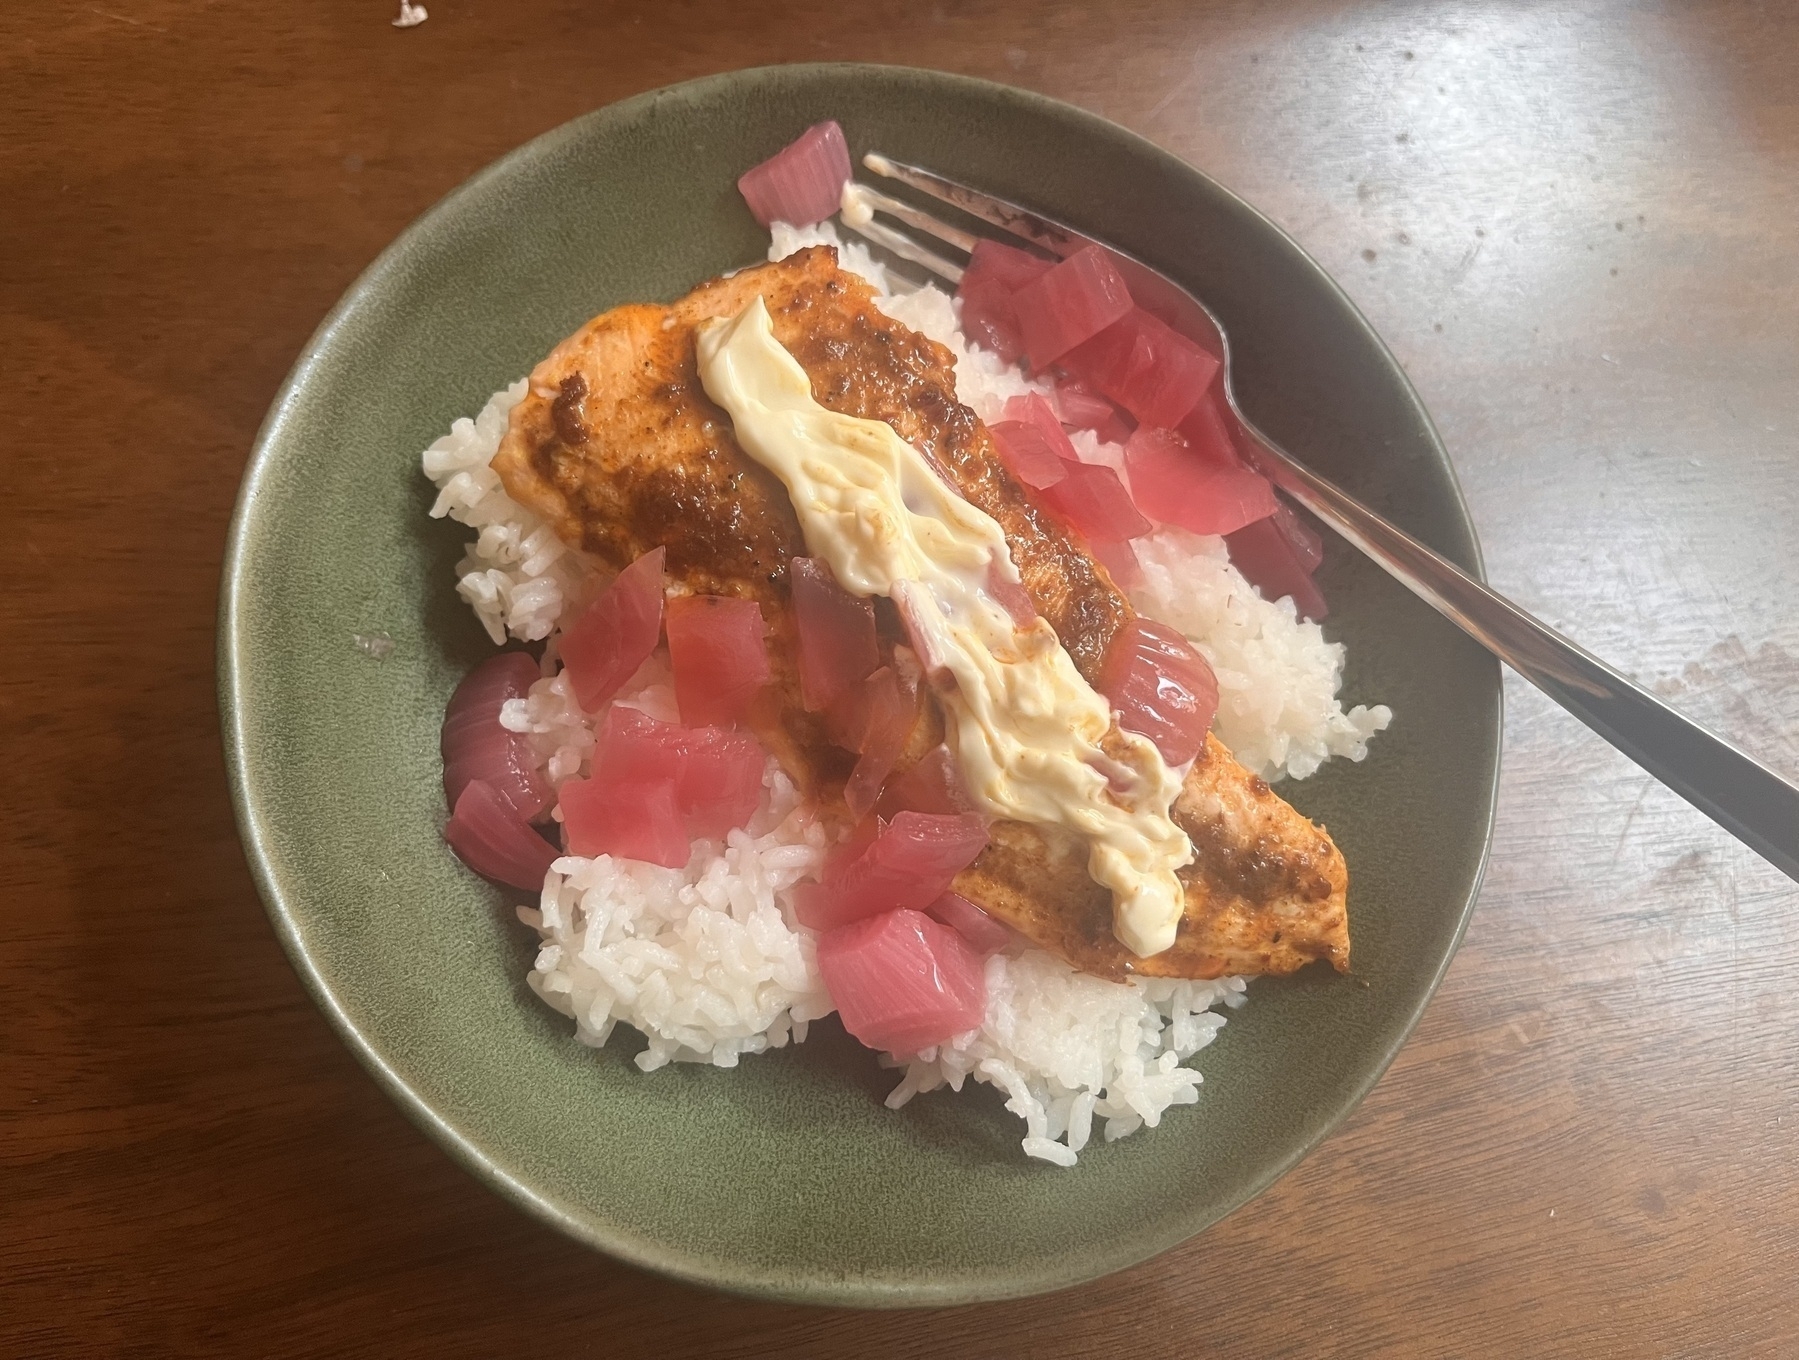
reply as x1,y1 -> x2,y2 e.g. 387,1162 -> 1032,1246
492,247 -> 1349,980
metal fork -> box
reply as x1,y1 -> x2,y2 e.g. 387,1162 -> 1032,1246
840,152 -> 1799,884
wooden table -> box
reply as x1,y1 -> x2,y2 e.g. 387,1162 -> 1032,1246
6,1 -> 1796,1353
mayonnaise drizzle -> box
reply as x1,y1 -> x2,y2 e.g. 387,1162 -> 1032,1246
695,297 -> 1191,956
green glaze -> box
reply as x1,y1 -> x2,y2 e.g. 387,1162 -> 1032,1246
219,65 -> 1500,1307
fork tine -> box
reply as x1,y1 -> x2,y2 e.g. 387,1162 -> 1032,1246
862,153 -> 1085,260
837,210 -> 965,285
862,150 -> 1233,376
842,183 -> 983,256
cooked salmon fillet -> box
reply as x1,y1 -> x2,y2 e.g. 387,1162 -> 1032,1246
492,247 -> 1348,980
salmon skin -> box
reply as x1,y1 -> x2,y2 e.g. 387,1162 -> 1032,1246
493,247 -> 1349,981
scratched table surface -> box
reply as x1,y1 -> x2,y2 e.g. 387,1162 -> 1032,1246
5,1 -> 1797,1354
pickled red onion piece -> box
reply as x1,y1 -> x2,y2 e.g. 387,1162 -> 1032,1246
558,770 -> 688,868
1053,379 -> 1131,443
958,283 -> 1026,365
1037,458 -> 1152,544
592,705 -> 766,841
666,594 -> 770,726
444,778 -> 560,890
1176,388 -> 1242,468
992,393 -> 1080,490
964,237 -> 1055,292
1272,500 -> 1325,575
1001,393 -> 1079,459
1090,537 -> 1143,591
825,662 -> 912,750
839,667 -> 919,822
891,580 -> 951,687
984,561 -> 1039,628
821,812 -> 882,877
559,547 -> 665,713
988,420 -> 1068,489
955,239 -> 1052,363
877,745 -> 980,820
736,121 -> 852,228
1062,307 -> 1222,429
1098,617 -> 1220,766
794,811 -> 990,932
676,727 -> 768,839
1124,426 -> 1278,538
1225,513 -> 1329,621
791,556 -> 879,712
1009,246 -> 1133,370
589,703 -> 673,784
925,891 -> 1014,955
440,651 -> 552,820
1051,380 -> 1115,430
816,908 -> 987,1057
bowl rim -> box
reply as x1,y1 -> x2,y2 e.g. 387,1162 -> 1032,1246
217,61 -> 1502,1307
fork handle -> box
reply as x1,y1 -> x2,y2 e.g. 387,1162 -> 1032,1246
1258,441 -> 1799,880
858,150 -> 1798,878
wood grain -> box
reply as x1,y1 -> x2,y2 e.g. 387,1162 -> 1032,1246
3,0 -> 1795,1354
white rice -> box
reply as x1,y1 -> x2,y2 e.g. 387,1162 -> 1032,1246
1131,529 -> 1389,780
883,955 -> 1247,1162
421,379 -> 591,645
420,221 -> 1390,1165
521,732 -> 837,1073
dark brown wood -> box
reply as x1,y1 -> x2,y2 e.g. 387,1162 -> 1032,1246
4,1 -> 1796,1353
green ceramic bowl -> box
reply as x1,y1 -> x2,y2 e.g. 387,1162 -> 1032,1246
220,64 -> 1500,1307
